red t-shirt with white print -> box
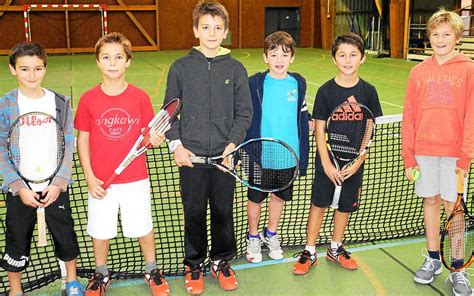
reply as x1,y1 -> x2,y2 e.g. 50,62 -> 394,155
74,84 -> 154,184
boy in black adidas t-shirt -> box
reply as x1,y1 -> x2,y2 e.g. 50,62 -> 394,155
293,33 -> 382,275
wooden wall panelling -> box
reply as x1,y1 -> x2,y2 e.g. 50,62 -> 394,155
0,1 -> 159,54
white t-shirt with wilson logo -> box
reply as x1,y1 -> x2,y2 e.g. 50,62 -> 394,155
17,89 -> 57,191
74,84 -> 154,184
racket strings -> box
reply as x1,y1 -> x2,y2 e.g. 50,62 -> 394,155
443,212 -> 474,268
328,104 -> 374,161
236,140 -> 297,192
8,112 -> 65,183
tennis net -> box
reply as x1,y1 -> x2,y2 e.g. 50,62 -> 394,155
0,114 -> 472,293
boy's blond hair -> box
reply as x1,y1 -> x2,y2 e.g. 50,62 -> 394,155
427,8 -> 464,38
95,32 -> 133,61
192,1 -> 229,30
264,31 -> 296,57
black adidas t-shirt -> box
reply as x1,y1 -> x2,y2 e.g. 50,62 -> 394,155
312,78 -> 383,120
312,78 -> 383,172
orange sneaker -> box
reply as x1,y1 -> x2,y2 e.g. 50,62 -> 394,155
85,273 -> 110,296
326,245 -> 358,270
145,268 -> 170,296
293,250 -> 317,275
185,265 -> 204,295
211,260 -> 238,291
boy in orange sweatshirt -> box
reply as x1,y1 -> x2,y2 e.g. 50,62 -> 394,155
401,9 -> 473,295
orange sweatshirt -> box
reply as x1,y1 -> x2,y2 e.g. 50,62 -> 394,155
401,53 -> 474,171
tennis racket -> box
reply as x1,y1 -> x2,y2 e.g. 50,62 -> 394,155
440,172 -> 474,272
326,101 -> 375,209
101,98 -> 181,189
189,138 -> 299,192
7,111 -> 66,247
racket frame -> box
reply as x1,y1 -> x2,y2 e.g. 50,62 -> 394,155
7,112 -> 66,247
325,102 -> 376,209
101,98 -> 181,189
440,173 -> 474,272
189,137 -> 299,193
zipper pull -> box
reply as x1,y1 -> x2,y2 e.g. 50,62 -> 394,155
208,61 -> 211,71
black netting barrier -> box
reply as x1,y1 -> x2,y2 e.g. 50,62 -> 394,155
0,115 -> 473,293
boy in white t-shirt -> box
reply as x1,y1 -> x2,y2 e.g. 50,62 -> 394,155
0,42 -> 83,296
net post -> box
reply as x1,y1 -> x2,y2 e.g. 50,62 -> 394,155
100,4 -> 108,35
23,4 -> 31,41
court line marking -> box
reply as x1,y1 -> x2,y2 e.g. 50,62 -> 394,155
356,255 -> 387,295
307,81 -> 321,87
152,64 -> 168,99
235,51 -> 251,60
108,236 -> 427,289
380,100 -> 403,109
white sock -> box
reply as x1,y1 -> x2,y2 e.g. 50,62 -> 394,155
213,260 -> 221,270
305,245 -> 316,255
330,240 -> 342,250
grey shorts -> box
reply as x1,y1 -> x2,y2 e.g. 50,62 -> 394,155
414,156 -> 467,202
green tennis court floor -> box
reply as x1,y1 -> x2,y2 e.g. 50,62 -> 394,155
29,236 -> 456,295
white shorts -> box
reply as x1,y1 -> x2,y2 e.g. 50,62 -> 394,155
87,179 -> 153,239
414,156 -> 467,202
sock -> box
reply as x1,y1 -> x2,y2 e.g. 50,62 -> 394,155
247,232 -> 260,239
265,228 -> 277,237
451,258 -> 464,269
305,245 -> 316,255
145,261 -> 157,274
213,260 -> 221,271
428,251 -> 440,260
95,265 -> 108,277
330,240 -> 342,250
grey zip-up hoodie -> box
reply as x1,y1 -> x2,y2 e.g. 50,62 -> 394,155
164,47 -> 253,156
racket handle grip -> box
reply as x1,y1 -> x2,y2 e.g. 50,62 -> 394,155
457,171 -> 464,194
102,173 -> 118,190
189,156 -> 207,164
330,185 -> 342,209
37,207 -> 47,247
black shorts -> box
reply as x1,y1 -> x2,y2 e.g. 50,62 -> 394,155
248,185 -> 294,203
311,169 -> 363,213
0,189 -> 79,272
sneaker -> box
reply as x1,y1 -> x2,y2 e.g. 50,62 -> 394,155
413,250 -> 442,284
145,268 -> 170,296
185,265 -> 204,295
85,273 -> 110,296
211,260 -> 238,291
260,231 -> 284,260
448,270 -> 473,296
293,250 -> 317,275
326,245 -> 358,270
66,280 -> 84,296
246,236 -> 262,263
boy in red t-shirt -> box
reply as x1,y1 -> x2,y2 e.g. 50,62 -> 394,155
75,32 -> 169,296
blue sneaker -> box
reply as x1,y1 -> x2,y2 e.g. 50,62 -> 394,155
66,280 -> 84,296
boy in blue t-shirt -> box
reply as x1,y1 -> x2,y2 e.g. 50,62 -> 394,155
245,31 -> 310,263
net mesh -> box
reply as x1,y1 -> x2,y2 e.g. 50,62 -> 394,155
0,115 -> 473,293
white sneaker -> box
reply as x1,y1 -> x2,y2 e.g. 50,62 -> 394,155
246,236 -> 262,263
260,231 -> 283,260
